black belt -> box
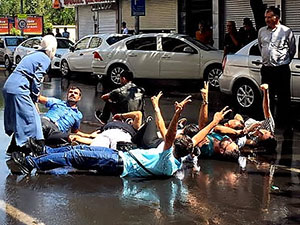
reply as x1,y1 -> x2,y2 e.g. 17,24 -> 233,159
116,154 -> 124,175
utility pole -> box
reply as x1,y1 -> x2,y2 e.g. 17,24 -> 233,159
20,0 -> 24,36
134,16 -> 139,34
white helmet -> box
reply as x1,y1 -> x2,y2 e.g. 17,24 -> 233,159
40,35 -> 57,59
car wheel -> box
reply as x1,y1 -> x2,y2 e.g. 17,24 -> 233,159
205,65 -> 223,88
233,81 -> 260,110
108,65 -> 127,85
4,56 -> 11,70
16,56 -> 21,64
61,60 -> 70,77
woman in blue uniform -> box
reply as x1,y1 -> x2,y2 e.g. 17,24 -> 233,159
3,35 -> 57,154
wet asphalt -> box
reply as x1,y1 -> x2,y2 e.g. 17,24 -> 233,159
0,69 -> 299,225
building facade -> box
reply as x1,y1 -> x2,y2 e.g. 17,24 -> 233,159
60,0 -> 300,48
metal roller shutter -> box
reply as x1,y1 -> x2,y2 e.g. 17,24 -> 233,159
78,5 -> 94,39
224,0 -> 275,30
284,0 -> 300,31
121,0 -> 177,31
99,10 -> 117,33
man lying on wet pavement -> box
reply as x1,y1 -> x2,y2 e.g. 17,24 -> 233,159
11,97 -> 231,177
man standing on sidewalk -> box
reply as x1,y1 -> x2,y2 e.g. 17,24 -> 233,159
258,6 -> 296,131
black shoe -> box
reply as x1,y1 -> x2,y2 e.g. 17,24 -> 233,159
94,110 -> 106,125
11,152 -> 34,175
27,138 -> 46,156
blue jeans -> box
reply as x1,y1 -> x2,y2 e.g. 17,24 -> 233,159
28,145 -> 123,175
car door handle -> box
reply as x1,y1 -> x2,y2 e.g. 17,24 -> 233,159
79,53 -> 84,56
128,53 -> 137,57
161,55 -> 170,59
251,60 -> 262,65
295,65 -> 300,69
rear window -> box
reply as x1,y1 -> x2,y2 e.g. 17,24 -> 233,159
106,35 -> 130,45
5,37 -> 26,46
57,39 -> 74,48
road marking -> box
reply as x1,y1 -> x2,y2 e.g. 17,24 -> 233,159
0,200 -> 45,225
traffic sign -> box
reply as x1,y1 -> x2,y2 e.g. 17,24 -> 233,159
18,19 -> 27,29
131,0 -> 145,16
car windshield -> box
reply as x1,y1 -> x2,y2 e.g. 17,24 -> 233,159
183,36 -> 216,51
57,39 -> 74,48
5,37 -> 26,46
106,35 -> 130,45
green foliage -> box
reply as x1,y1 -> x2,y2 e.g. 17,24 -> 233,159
0,0 -> 75,33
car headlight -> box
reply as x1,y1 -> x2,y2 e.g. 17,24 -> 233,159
55,53 -> 62,58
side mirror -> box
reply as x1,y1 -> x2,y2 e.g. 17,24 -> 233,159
0,42 -> 4,48
183,46 -> 195,54
69,46 -> 75,52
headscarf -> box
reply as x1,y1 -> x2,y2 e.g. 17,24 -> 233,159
40,35 -> 57,59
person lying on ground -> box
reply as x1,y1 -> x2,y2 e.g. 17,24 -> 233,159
11,96 -> 206,177
213,84 -> 277,152
69,111 -> 143,150
37,86 -> 84,149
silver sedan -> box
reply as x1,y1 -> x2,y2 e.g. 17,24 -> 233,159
219,34 -> 300,110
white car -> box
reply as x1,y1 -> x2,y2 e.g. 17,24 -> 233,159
91,33 -> 223,87
14,37 -> 73,70
0,36 -> 25,70
219,33 -> 300,110
60,33 -> 130,76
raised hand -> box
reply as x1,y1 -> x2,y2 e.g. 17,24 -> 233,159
151,91 -> 163,108
175,95 -> 192,113
260,83 -> 268,91
201,81 -> 209,102
213,106 -> 232,123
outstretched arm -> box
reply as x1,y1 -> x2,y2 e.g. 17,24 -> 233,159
199,81 -> 209,130
38,95 -> 48,104
261,84 -> 271,119
151,91 -> 168,139
164,96 -> 192,150
113,111 -> 143,130
192,106 -> 231,147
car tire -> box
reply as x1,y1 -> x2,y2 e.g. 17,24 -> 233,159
108,64 -> 128,86
61,60 -> 70,77
4,56 -> 11,70
15,56 -> 22,65
233,81 -> 261,111
205,64 -> 223,88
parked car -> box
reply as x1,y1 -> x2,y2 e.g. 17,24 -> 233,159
0,36 -> 26,70
219,33 -> 300,110
13,36 -> 73,70
91,33 -> 223,87
60,33 -> 130,77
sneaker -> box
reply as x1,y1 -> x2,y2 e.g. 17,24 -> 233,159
27,138 -> 46,156
94,110 -> 106,125
12,152 -> 34,175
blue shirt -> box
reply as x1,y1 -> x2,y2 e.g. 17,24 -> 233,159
3,50 -> 50,102
119,147 -> 182,178
44,98 -> 83,133
199,132 -> 229,157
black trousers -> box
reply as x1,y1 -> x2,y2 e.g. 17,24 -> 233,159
261,64 -> 291,126
41,118 -> 69,146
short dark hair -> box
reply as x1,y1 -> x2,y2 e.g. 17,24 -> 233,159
68,86 -> 82,96
122,21 -> 126,26
183,124 -> 200,138
267,6 -> 280,18
121,71 -> 134,81
257,136 -> 277,153
221,149 -> 240,161
174,135 -> 194,158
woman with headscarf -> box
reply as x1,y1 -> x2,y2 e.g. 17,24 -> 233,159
3,35 -> 57,154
